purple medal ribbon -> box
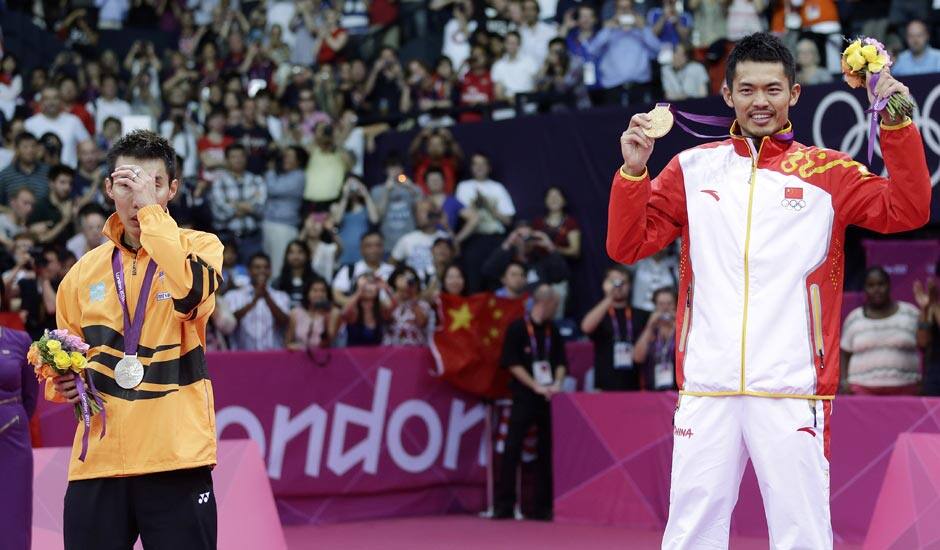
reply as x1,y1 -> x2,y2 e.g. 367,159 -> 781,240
111,247 -> 158,366
75,375 -> 91,461
660,103 -> 795,143
864,72 -> 891,164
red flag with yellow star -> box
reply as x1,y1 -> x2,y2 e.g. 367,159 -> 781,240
430,292 -> 525,398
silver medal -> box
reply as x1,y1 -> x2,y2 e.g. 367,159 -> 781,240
114,354 -> 144,389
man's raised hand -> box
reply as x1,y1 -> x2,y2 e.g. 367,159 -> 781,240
620,113 -> 656,177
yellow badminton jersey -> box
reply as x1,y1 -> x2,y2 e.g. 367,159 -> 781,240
48,205 -> 223,480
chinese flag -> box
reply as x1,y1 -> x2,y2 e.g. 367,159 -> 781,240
785,187 -> 803,199
431,292 -> 525,399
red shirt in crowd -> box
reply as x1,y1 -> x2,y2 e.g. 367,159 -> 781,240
70,103 -> 96,135
459,71 -> 494,123
414,155 -> 459,195
532,215 -> 580,250
369,0 -> 399,26
317,29 -> 349,65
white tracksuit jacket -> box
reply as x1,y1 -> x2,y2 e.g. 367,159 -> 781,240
607,120 -> 931,405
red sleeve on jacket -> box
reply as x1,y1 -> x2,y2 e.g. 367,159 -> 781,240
606,156 -> 687,264
834,120 -> 931,232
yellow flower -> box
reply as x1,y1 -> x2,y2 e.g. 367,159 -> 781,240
46,339 -> 62,352
860,45 -> 880,63
846,51 -> 866,72
867,62 -> 885,73
843,40 -> 862,58
53,350 -> 72,369
70,352 -> 87,371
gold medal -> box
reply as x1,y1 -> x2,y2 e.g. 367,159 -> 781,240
643,103 -> 674,139
115,354 -> 144,389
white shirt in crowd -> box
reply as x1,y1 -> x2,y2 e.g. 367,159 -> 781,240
491,53 -> 540,97
392,230 -> 449,275
519,21 -> 558,65
661,61 -> 711,102
841,302 -> 921,388
0,74 -> 22,121
24,112 -> 91,168
443,18 -> 479,70
455,179 -> 516,235
331,259 -> 395,296
92,97 -> 132,133
95,0 -> 130,28
66,233 -> 104,260
311,241 -> 339,282
630,254 -> 678,312
223,285 -> 292,350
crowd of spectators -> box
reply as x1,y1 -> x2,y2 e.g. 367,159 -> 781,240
0,0 -> 939,394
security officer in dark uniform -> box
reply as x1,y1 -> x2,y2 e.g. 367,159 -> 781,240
494,283 -> 568,520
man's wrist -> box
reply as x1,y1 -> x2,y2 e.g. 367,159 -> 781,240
620,165 -> 648,180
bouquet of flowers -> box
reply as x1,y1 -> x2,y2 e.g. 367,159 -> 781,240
842,38 -> 914,119
840,37 -> 914,162
28,329 -> 106,461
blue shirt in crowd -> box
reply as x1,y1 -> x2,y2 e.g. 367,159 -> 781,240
588,26 -> 660,88
892,47 -> 940,77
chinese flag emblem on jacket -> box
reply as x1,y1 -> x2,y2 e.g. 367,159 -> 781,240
430,293 -> 525,399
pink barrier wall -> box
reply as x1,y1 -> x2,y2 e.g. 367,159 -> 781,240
864,433 -> 940,549
32,440 -> 286,549
34,345 -> 596,525
552,392 -> 940,544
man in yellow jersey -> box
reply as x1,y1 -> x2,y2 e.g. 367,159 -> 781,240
48,130 -> 222,549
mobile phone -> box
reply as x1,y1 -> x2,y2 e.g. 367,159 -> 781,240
618,14 -> 636,26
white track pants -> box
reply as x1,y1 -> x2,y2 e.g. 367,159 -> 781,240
662,396 -> 833,550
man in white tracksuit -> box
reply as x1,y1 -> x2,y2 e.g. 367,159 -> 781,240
608,33 -> 931,549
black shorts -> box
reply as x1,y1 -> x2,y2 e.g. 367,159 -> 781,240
64,467 -> 217,550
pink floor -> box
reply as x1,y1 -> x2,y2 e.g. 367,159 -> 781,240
283,516 -> 864,550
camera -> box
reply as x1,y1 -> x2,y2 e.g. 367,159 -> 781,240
611,279 -> 625,288
322,124 -> 334,138
312,299 -> 332,311
618,14 -> 636,26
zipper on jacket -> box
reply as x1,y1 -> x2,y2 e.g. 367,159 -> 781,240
740,149 -> 759,393
132,252 -> 138,276
678,280 -> 693,353
810,284 -> 825,368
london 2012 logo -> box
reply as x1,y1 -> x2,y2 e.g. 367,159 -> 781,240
811,84 -> 940,187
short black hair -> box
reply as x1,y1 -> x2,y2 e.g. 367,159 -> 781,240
505,30 -> 521,41
106,130 -> 177,182
725,32 -> 796,90
425,167 -> 445,180
225,143 -> 247,157
13,132 -> 37,147
384,152 -> 403,169
361,230 -> 384,243
865,265 -> 891,285
606,264 -> 632,283
652,286 -> 678,304
390,265 -> 421,290
503,260 -> 525,277
78,203 -> 107,221
49,164 -> 75,181
248,252 -> 271,267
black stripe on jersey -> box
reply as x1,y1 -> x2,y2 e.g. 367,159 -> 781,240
173,257 -> 205,315
195,255 -> 222,298
90,348 -> 209,387
143,347 -> 209,386
87,368 -> 178,401
83,325 -> 180,358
